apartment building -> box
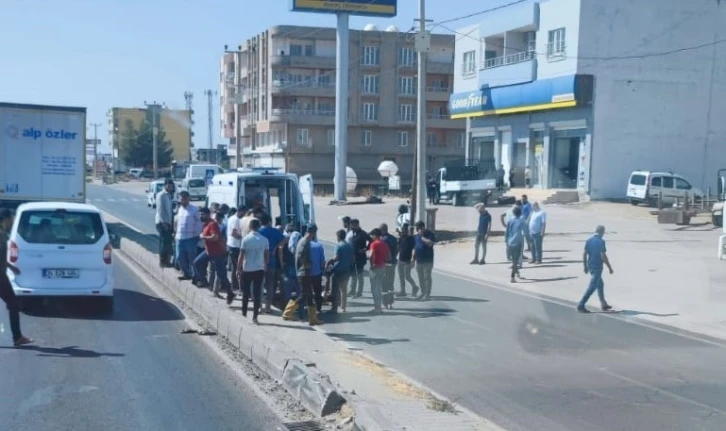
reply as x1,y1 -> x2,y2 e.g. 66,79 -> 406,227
451,0 -> 726,199
220,24 -> 465,186
107,107 -> 193,164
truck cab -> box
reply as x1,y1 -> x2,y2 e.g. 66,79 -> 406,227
205,167 -> 315,229
434,160 -> 500,206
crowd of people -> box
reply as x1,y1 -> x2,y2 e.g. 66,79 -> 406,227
153,180 -> 438,326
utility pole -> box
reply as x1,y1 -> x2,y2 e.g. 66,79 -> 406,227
89,122 -> 101,179
414,0 -> 431,224
145,101 -> 162,178
184,91 -> 194,161
333,12 -> 350,202
204,90 -> 216,163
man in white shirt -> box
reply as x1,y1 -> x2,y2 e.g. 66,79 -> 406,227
240,209 -> 256,238
225,207 -> 245,302
238,218 -> 269,324
175,191 -> 202,280
528,202 -> 547,264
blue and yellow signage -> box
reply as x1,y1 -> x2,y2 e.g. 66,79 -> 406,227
291,0 -> 397,17
449,75 -> 592,119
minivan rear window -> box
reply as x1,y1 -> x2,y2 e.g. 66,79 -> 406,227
18,210 -> 105,245
188,179 -> 205,188
630,174 -> 647,186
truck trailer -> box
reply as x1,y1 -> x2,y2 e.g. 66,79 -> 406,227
0,102 -> 87,208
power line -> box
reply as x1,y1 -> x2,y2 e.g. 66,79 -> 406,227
431,0 -> 530,27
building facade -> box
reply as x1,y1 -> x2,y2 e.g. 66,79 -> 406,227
451,0 -> 726,199
220,25 -> 465,186
107,107 -> 193,164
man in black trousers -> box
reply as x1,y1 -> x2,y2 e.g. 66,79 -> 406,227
0,209 -> 32,347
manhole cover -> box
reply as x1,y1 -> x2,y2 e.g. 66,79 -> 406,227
283,420 -> 325,431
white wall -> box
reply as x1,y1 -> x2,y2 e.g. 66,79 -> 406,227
579,0 -> 726,198
429,43 -> 454,64
536,0 -> 581,79
453,24 -> 481,93
315,40 -> 336,57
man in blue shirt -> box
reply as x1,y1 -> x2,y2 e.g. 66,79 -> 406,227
330,229 -> 353,313
578,225 -> 614,312
259,213 -> 286,313
521,194 -> 533,253
471,203 -> 492,265
505,206 -> 526,283
309,229 -> 326,313
412,221 -> 436,301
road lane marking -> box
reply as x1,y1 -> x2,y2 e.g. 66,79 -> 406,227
107,198 -> 116,202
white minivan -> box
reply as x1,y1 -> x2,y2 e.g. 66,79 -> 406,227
626,170 -> 704,206
5,202 -> 115,311
181,178 -> 207,201
146,180 -> 179,209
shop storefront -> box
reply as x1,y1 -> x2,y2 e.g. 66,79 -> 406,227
449,74 -> 594,192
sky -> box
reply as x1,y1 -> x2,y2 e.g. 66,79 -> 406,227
0,0 -> 510,153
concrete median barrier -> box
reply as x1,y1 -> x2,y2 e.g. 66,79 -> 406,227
116,236 -> 346,418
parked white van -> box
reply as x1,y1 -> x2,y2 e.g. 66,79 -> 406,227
5,202 -> 115,312
181,178 -> 207,201
205,167 -> 315,228
146,180 -> 179,209
626,170 -> 704,206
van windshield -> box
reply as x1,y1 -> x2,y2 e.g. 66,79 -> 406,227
18,210 -> 105,245
188,179 -> 205,188
630,174 -> 647,186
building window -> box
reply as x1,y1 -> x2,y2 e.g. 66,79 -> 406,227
399,47 -> 416,66
304,45 -> 314,56
398,104 -> 415,123
547,28 -> 566,57
362,74 -> 380,94
318,74 -> 331,87
397,131 -> 409,147
426,133 -> 436,147
398,76 -> 415,95
297,128 -> 310,147
462,50 -> 476,76
430,106 -> 444,118
318,101 -> 334,114
361,130 -> 372,147
456,132 -> 466,148
362,103 -> 378,121
526,31 -> 537,54
290,44 -> 302,56
327,129 -> 335,146
290,44 -> 314,56
362,46 -> 380,66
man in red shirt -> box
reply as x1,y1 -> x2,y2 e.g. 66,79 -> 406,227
368,228 -> 390,314
193,209 -> 231,297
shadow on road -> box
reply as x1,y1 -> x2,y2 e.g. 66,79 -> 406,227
619,309 -> 680,318
22,289 -> 184,322
326,332 -> 410,345
2,345 -> 125,358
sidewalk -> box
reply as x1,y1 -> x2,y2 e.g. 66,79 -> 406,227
315,198 -> 726,340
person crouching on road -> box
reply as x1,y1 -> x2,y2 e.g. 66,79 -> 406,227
295,224 -> 322,326
505,206 -> 526,283
237,218 -> 269,324
368,228 -> 390,313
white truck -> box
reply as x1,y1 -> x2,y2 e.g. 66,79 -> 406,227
0,102 -> 87,209
433,159 -> 502,206
712,169 -> 725,227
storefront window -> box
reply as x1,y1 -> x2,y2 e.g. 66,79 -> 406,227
550,129 -> 585,189
470,137 -> 495,164
530,130 -> 544,187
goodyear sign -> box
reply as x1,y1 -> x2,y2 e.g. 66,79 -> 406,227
291,0 -> 397,17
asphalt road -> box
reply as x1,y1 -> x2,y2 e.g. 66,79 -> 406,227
0,248 -> 283,430
87,184 -> 726,431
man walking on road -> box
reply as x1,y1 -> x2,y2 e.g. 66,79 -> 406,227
0,210 -> 32,347
578,225 -> 614,313
528,202 -> 547,264
368,228 -> 390,313
471,203 -> 492,265
521,195 -> 533,253
396,224 -> 418,297
505,206 -> 526,283
330,229 -> 353,313
412,221 -> 436,301
238,218 -> 269,324
380,224 -> 398,308
155,179 -> 175,267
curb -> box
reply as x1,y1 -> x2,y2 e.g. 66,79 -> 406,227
117,237 -> 346,419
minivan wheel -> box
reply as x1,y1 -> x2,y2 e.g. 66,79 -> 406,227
630,199 -> 639,206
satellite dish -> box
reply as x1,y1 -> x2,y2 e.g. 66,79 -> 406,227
377,160 -> 399,178
386,25 -> 399,32
363,24 -> 378,31
334,166 -> 358,192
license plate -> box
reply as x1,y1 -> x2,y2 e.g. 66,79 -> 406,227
43,268 -> 80,279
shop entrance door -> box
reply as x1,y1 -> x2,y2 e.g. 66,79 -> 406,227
550,129 -> 585,189
470,137 -> 495,163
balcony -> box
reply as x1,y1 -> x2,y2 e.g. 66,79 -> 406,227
426,113 -> 464,129
271,55 -> 336,69
479,50 -> 537,87
271,80 -> 335,97
398,114 -> 416,124
427,60 -> 454,75
426,86 -> 450,102
270,108 -> 335,126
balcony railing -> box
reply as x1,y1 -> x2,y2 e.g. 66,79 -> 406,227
426,86 -> 449,93
427,113 -> 448,119
398,114 -> 416,123
271,108 -> 335,117
272,80 -> 335,89
482,51 -> 535,69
